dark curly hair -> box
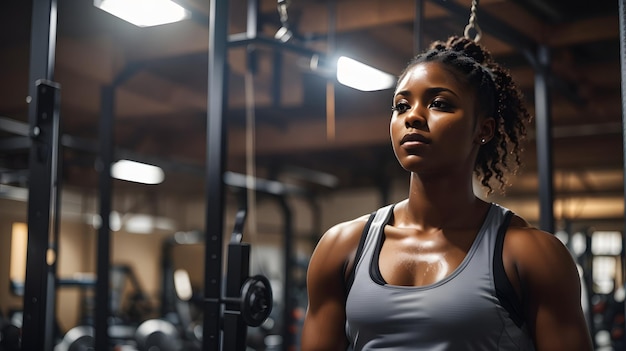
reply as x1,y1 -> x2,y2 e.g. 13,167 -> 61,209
396,36 -> 532,194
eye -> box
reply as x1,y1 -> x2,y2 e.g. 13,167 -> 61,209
392,101 -> 411,114
429,98 -> 454,111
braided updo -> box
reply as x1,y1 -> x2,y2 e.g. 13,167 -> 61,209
396,36 -> 532,194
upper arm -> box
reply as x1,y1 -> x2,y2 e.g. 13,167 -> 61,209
301,219 -> 366,351
508,226 -> 593,351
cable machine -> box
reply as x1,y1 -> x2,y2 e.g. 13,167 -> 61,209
15,0 -> 314,348
93,0 -> 315,348
203,0 -> 325,349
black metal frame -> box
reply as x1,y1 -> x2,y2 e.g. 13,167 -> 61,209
223,208 -> 251,351
202,0 -> 229,349
93,84 -> 114,350
21,0 -> 60,349
534,45 -> 555,234
618,0 -> 626,348
22,79 -> 61,351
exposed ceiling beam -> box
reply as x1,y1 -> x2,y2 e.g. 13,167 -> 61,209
547,15 -> 619,46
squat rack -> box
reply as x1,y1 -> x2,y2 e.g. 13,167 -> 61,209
16,0 -> 318,349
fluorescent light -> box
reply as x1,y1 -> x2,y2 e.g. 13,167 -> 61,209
336,56 -> 396,91
94,0 -> 190,27
0,185 -> 28,202
112,159 -> 164,184
124,214 -> 154,234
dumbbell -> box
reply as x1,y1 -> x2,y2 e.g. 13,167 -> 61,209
54,325 -> 94,351
135,319 -> 182,351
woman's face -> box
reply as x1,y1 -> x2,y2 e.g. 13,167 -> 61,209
390,62 -> 489,175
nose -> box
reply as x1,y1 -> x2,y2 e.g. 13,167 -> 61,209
404,104 -> 426,129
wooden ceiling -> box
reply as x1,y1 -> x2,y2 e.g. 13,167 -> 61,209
0,0 -> 624,225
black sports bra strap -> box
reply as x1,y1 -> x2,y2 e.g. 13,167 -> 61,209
493,210 -> 525,328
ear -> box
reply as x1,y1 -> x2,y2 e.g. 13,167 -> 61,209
475,117 -> 495,145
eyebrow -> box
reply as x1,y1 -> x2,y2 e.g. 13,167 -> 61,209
394,87 -> 460,100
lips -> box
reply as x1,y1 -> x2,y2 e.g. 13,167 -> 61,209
400,133 -> 430,145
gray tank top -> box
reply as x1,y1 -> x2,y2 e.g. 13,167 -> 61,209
345,203 -> 535,350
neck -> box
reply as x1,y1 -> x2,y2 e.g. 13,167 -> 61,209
400,172 -> 487,231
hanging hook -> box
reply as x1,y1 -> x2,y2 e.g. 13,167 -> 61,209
275,0 -> 293,42
277,0 -> 289,24
463,0 -> 482,42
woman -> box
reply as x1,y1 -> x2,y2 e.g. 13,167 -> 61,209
301,36 -> 593,350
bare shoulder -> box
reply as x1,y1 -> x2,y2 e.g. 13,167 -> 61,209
321,214 -> 371,243
311,213 -> 371,268
504,214 -> 578,284
305,213 -> 373,306
505,214 -> 570,255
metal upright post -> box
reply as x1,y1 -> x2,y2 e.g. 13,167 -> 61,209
534,45 -> 555,234
618,0 -> 626,348
94,85 -> 115,350
223,209 -> 250,351
278,195 -> 294,351
221,2 -> 259,348
22,0 -> 59,349
90,61 -> 145,351
414,0 -> 424,54
23,80 -> 61,351
203,0 -> 229,349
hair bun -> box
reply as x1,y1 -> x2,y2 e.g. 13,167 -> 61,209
446,36 -> 491,65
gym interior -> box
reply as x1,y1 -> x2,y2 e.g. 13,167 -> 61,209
0,0 -> 624,350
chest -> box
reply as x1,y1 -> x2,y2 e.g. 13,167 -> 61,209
346,240 -> 503,347
346,223 -> 503,344
378,228 -> 478,286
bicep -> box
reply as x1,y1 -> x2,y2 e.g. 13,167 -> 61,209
301,229 -> 354,351
302,300 -> 348,351
515,230 -> 593,351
